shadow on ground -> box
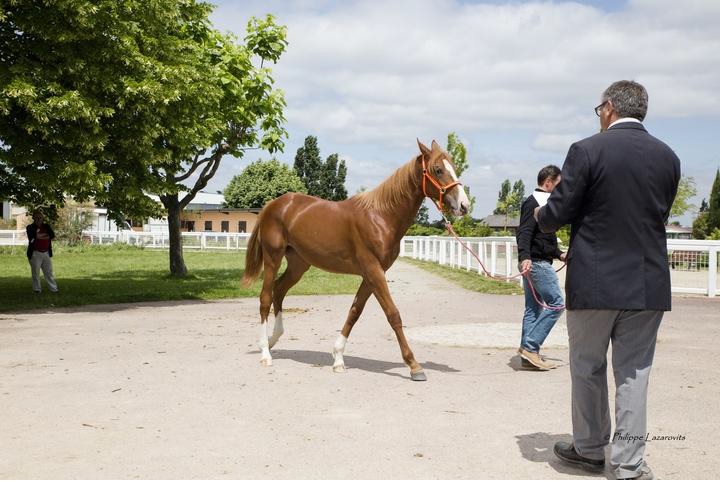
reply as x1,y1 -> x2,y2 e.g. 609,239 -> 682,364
515,431 -> 611,479
268,349 -> 461,380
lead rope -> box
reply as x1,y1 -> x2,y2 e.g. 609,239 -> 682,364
436,210 -> 566,312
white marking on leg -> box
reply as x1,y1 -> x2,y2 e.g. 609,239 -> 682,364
332,334 -> 348,373
259,321 -> 272,366
268,311 -> 284,348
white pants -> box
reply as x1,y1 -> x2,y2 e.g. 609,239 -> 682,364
29,251 -> 58,293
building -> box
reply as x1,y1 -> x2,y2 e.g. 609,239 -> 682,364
480,214 -> 520,234
144,192 -> 260,233
665,224 -> 693,240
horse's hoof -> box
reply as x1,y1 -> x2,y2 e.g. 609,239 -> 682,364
411,370 -> 427,382
260,358 -> 273,367
333,364 -> 347,373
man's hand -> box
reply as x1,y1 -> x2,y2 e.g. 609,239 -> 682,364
520,259 -> 532,274
560,252 -> 567,262
533,206 -> 541,222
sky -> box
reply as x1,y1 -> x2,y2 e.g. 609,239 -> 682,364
204,0 -> 720,226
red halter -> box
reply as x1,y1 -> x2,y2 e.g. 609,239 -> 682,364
421,155 -> 462,212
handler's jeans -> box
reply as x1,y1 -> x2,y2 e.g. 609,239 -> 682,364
29,251 -> 58,293
521,260 -> 564,353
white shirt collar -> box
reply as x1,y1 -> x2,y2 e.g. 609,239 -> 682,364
609,117 -> 642,129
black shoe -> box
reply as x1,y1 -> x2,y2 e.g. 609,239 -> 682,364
553,442 -> 605,472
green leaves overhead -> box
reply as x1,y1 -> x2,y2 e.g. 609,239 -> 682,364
0,2 -> 288,222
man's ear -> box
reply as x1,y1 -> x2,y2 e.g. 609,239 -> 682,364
417,139 -> 430,157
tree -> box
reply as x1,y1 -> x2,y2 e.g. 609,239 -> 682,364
294,136 -> 323,196
446,132 -> 468,177
669,176 -> 697,219
414,204 -> 430,226
707,169 -> 720,233
224,159 -> 306,208
700,198 -> 709,213
54,200 -> 94,246
494,180 -> 512,215
293,136 -> 348,200
0,2 -> 288,277
493,178 -> 524,229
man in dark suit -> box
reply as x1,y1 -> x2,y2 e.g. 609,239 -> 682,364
535,80 -> 680,480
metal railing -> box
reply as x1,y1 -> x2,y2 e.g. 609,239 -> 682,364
401,235 -> 720,298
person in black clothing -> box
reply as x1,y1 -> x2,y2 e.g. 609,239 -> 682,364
26,210 -> 58,294
516,165 -> 566,370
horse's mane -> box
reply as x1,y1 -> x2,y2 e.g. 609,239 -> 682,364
353,157 -> 419,212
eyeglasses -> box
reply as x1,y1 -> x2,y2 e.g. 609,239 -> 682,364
594,101 -> 608,117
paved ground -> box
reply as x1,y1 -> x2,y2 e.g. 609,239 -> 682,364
1,260 -> 718,479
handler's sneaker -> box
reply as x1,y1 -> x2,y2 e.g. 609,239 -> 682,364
519,348 -> 555,370
553,442 -> 605,472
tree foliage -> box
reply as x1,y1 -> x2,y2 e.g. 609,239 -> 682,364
293,135 -> 348,201
224,159 -> 305,208
494,179 -> 524,217
669,176 -> 697,219
446,132 -> 468,177
0,1 -> 288,276
707,169 -> 720,233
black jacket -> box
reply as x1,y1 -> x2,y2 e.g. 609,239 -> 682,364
517,189 -> 562,263
26,223 -> 55,259
537,122 -> 680,311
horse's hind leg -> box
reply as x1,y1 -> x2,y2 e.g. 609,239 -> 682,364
269,248 -> 310,348
259,246 -> 284,366
333,279 -> 372,373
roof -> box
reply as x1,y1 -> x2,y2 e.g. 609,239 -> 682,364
665,225 -> 692,234
481,214 -> 520,228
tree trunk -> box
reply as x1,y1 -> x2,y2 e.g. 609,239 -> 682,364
164,195 -> 187,277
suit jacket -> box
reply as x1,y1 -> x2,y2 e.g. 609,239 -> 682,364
537,122 -> 680,310
26,223 -> 55,259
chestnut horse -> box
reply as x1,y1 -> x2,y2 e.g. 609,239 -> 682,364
241,140 -> 470,381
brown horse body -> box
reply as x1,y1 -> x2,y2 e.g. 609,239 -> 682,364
242,140 -> 469,381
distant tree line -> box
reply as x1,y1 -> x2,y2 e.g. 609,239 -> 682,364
224,135 -> 348,208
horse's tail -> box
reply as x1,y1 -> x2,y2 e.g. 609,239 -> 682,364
242,216 -> 264,287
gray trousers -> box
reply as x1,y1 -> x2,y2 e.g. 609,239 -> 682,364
567,309 -> 663,479
29,251 -> 58,293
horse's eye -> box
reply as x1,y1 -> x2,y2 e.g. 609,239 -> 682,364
434,166 -> 442,176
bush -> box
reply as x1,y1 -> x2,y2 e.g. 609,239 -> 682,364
692,212 -> 710,239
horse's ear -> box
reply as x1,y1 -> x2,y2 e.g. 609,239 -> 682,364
431,139 -> 440,150
417,139 -> 430,157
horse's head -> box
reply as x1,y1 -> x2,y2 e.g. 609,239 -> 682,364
417,139 -> 471,216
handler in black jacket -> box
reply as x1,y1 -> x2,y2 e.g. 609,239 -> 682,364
515,165 -> 566,371
536,80 -> 680,479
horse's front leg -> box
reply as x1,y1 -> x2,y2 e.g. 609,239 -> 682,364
333,279 -> 372,372
364,264 -> 426,381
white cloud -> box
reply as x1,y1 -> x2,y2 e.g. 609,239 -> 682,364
207,0 -> 720,218
532,133 -> 581,153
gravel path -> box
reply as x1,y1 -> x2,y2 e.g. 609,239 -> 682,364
1,260 -> 718,478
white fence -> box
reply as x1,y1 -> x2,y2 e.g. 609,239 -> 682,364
2,229 -> 718,297
81,230 -> 252,250
400,235 -> 720,298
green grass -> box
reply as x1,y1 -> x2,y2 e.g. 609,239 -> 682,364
400,257 -> 524,295
0,244 -> 361,313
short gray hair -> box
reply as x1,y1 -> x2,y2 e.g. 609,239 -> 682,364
602,80 -> 648,121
